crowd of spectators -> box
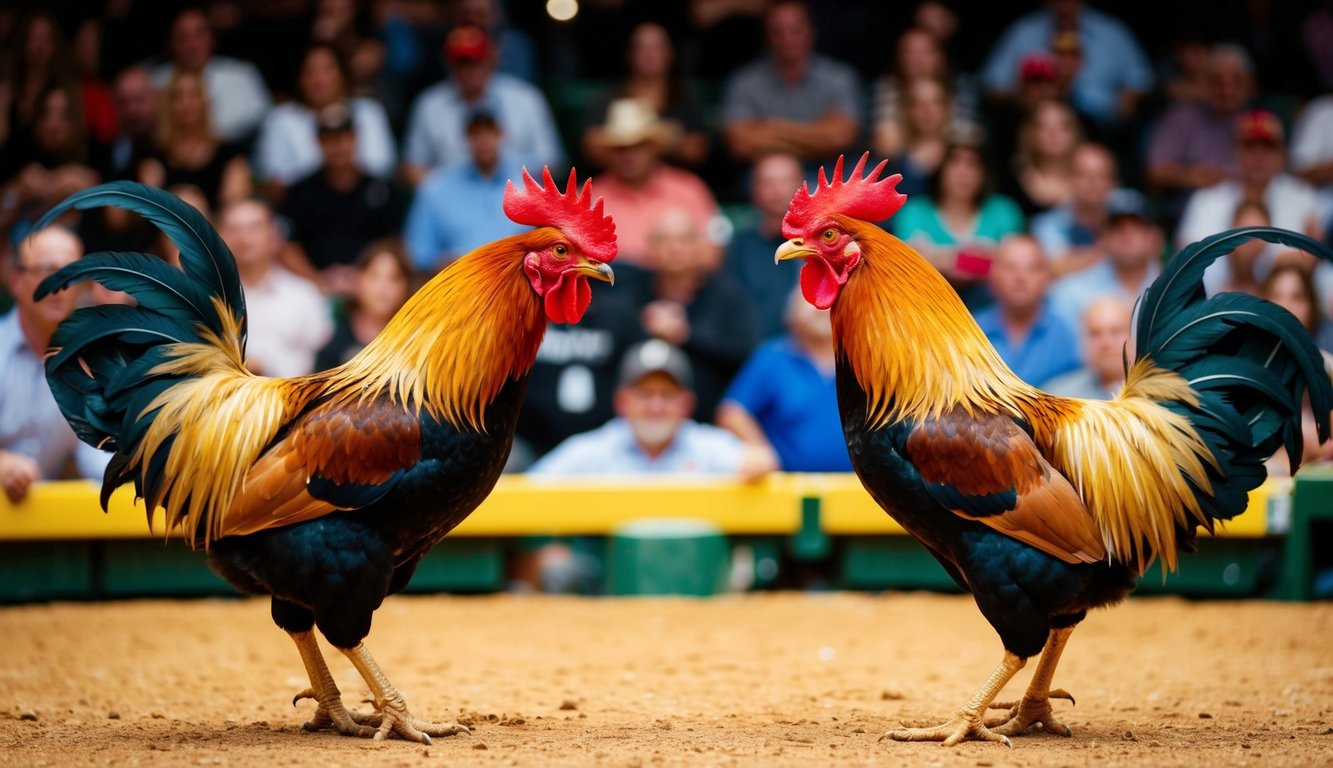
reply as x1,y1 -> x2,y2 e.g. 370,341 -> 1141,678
5,0 -> 1333,508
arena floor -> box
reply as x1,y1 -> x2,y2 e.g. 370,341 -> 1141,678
2,592 -> 1331,767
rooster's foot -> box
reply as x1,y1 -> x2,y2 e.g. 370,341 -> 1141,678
881,714 -> 1012,748
985,689 -> 1074,737
361,695 -> 471,745
292,688 -> 383,737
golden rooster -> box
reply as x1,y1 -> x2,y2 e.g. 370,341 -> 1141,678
36,170 -> 615,743
775,154 -> 1333,746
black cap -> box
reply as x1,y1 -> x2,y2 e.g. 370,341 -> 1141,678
618,340 -> 693,389
465,109 -> 500,133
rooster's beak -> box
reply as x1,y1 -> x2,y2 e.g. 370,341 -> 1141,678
576,258 -> 615,285
775,239 -> 815,264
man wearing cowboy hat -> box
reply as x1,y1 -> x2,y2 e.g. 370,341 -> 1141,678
590,98 -> 720,267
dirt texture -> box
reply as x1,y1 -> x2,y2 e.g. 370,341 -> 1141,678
2,592 -> 1331,768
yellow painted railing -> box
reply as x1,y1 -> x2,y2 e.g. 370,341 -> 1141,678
0,473 -> 1282,541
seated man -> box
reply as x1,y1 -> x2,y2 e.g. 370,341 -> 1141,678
1,228 -> 108,502
1042,296 -> 1134,400
716,289 -> 847,472
528,340 -> 755,475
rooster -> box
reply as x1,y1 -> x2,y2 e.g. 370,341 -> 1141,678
775,154 -> 1333,747
35,170 -> 616,744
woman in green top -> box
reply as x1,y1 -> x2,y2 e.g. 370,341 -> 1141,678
891,141 -> 1025,308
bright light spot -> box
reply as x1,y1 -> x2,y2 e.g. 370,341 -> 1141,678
547,0 -> 578,22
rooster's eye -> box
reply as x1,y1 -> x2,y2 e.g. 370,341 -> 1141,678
821,229 -> 837,242
554,244 -> 568,259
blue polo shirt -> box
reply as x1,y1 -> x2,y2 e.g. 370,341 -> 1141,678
722,338 -> 851,472
972,303 -> 1081,387
404,158 -> 528,271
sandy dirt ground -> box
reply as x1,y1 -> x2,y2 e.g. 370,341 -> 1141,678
1,592 -> 1331,768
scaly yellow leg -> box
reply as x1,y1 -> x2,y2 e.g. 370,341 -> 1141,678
882,650 -> 1026,747
987,627 -> 1076,737
340,642 -> 471,745
287,630 -> 383,736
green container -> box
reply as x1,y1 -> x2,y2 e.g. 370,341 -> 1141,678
606,519 -> 730,596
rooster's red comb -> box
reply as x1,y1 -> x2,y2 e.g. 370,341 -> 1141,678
781,153 -> 907,239
503,167 -> 617,262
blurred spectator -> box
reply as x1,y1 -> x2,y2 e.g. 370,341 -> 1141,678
1049,188 -> 1161,334
723,151 -> 804,339
1304,2 -> 1333,91
1260,261 -> 1333,348
219,199 -> 332,378
1031,142 -> 1118,277
871,27 -> 978,160
278,104 -> 404,295
980,0 -> 1152,128
1258,260 -> 1333,474
877,76 -> 967,197
621,208 -> 758,422
1290,92 -> 1333,219
892,141 -> 1025,309
1159,29 -> 1212,106
254,42 -> 396,200
308,0 -> 387,96
1216,200 -> 1275,296
718,0 -> 861,165
404,110 -> 525,274
716,289 -> 849,473
138,69 -> 251,211
0,82 -> 101,245
581,21 -> 709,172
1004,98 -> 1082,217
0,13 -> 71,155
981,51 -> 1062,173
401,25 -> 562,186
151,8 -> 271,144
1,227 -> 107,502
1042,296 -> 1134,399
973,235 -> 1081,386
452,0 -> 537,84
107,65 -> 160,180
518,277 -> 640,459
314,238 -> 413,371
590,99 -> 720,267
1146,45 -> 1256,198
528,340 -> 753,476
1177,110 -> 1323,295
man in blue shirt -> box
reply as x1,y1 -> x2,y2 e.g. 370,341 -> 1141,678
723,152 -> 806,340
403,110 -> 526,274
980,0 -> 1152,127
717,290 -> 850,472
972,234 -> 1080,387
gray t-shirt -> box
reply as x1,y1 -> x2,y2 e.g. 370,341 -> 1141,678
720,54 -> 862,125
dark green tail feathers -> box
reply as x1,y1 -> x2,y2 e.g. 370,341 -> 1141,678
1135,226 -> 1333,523
34,182 -> 247,501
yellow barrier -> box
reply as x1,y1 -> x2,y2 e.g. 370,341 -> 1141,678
0,473 -> 1280,541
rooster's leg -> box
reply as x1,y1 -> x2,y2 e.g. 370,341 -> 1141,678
339,642 -> 471,745
882,650 -> 1025,747
287,630 -> 383,735
986,627 -> 1076,737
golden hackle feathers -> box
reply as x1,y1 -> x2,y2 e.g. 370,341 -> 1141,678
326,233 -> 547,431
133,234 -> 549,548
837,223 -> 1220,574
832,221 -> 1040,428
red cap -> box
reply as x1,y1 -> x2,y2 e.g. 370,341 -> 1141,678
1019,53 -> 1057,82
445,25 -> 491,61
1236,109 -> 1283,145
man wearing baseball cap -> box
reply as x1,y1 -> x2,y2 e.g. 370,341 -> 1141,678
1176,108 -> 1324,295
401,24 -> 563,186
527,340 -> 760,475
